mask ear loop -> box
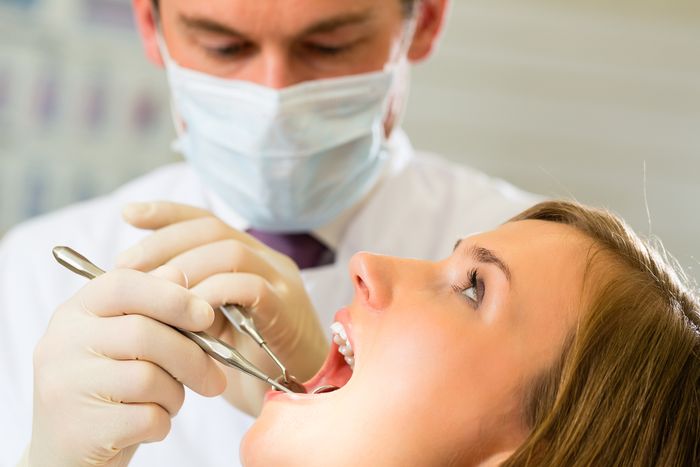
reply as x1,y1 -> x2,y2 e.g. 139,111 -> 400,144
386,9 -> 420,71
380,12 -> 420,134
149,2 -> 188,145
150,2 -> 175,66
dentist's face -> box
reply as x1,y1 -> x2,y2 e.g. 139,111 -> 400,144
134,0 -> 445,88
242,220 -> 593,466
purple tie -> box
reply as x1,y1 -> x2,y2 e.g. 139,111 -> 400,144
247,229 -> 335,270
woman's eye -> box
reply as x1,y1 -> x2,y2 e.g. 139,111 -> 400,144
458,269 -> 484,307
462,284 -> 478,302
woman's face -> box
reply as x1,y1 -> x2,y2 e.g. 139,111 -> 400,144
241,220 -> 592,466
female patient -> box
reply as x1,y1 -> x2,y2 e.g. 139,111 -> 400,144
241,201 -> 700,466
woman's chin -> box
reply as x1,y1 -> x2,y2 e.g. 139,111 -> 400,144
240,405 -> 314,466
240,420 -> 276,466
242,401 -> 352,467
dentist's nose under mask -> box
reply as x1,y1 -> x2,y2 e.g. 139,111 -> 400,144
159,29 -> 413,232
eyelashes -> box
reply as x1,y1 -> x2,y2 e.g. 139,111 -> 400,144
453,268 -> 485,307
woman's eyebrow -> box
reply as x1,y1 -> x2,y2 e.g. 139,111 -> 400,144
454,239 -> 512,282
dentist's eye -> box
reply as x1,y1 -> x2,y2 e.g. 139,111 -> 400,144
305,42 -> 353,56
205,41 -> 254,59
456,269 -> 485,307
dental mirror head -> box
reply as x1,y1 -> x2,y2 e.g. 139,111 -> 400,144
274,375 -> 307,394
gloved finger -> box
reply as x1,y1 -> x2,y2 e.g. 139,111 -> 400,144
191,272 -> 285,336
116,216 -> 263,271
110,402 -> 172,448
92,314 -> 226,397
166,239 -> 278,288
122,201 -> 213,230
79,269 -> 214,331
151,263 -> 189,288
90,359 -> 186,417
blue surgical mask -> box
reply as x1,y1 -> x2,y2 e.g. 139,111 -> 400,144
158,27 -> 413,232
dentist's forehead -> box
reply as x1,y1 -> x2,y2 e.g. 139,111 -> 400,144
178,8 -> 376,39
168,0 -> 397,34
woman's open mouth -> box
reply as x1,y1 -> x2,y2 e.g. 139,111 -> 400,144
265,309 -> 355,402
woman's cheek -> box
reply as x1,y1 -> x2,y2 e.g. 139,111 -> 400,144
375,323 -> 463,393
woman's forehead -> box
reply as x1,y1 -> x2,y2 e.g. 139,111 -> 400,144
464,219 -> 589,252
459,220 -> 592,308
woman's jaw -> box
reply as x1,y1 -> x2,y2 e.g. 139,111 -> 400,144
264,307 -> 357,403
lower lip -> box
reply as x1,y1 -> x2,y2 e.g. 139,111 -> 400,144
264,389 -> 286,403
263,387 -> 338,404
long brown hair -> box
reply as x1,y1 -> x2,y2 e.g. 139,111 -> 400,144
503,201 -> 699,466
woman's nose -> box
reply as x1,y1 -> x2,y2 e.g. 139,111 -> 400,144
349,252 -> 394,310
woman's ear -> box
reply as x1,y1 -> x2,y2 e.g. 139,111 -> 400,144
407,0 -> 450,63
132,0 -> 164,66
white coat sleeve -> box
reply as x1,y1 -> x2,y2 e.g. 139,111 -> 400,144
0,227 -> 56,467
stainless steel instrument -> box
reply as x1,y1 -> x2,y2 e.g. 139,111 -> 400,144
219,304 -> 306,393
52,246 -> 297,394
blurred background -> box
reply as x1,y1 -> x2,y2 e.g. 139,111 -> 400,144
0,0 -> 698,277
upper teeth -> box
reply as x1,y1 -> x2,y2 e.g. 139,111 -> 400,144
330,322 -> 355,370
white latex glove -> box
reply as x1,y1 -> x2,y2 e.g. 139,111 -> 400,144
28,266 -> 226,467
117,201 -> 329,415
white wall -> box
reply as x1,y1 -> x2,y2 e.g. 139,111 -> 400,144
0,0 -> 176,228
404,0 -> 700,276
1,0 -> 698,278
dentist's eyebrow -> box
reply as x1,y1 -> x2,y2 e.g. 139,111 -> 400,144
180,16 -> 247,38
453,239 -> 512,282
179,10 -> 373,39
301,10 -> 373,35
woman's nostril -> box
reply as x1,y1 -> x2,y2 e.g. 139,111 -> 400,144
350,252 -> 388,308
354,274 -> 369,298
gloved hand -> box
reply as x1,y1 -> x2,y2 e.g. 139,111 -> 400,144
117,201 -> 329,415
28,266 -> 226,467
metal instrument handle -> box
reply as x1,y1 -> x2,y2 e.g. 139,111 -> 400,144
52,246 -> 293,394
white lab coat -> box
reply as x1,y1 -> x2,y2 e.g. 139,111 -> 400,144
0,131 -> 538,466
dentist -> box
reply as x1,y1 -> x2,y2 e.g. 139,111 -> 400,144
1,1 -> 538,466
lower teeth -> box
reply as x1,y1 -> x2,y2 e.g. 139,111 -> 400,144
311,385 -> 340,394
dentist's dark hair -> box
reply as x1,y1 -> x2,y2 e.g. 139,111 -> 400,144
504,201 -> 699,466
151,0 -> 420,17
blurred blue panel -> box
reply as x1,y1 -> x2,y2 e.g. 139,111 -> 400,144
0,0 -> 37,10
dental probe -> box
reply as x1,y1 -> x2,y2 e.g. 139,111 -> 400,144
51,246 -> 295,395
219,304 -> 307,393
